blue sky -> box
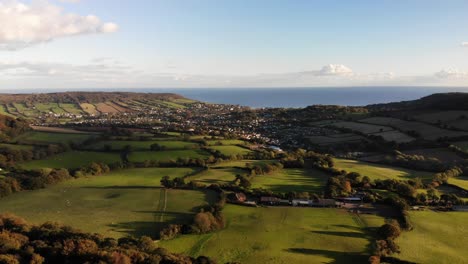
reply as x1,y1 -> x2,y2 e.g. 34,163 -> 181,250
0,0 -> 468,89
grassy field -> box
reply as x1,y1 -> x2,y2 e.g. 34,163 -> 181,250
0,167 -> 216,238
251,168 -> 330,193
87,140 -> 199,151
21,151 -> 122,169
334,159 -> 434,182
80,103 -> 99,115
447,176 -> 468,191
161,205 -> 384,264
212,160 -> 275,168
205,139 -> 247,146
396,211 -> 468,264
209,145 -> 252,156
129,149 -> 209,163
14,131 -> 96,145
187,168 -> 245,185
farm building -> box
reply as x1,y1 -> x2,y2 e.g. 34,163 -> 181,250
229,192 -> 247,203
292,200 -> 310,206
260,196 -> 281,205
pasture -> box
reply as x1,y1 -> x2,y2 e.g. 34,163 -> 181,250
14,131 -> 96,145
208,145 -> 252,156
0,167 -> 216,238
0,143 -> 34,150
161,205 -> 385,264
403,148 -> 464,163
333,159 -> 434,182
251,168 -> 329,193
21,151 -> 121,170
308,133 -> 364,146
396,211 -> 468,264
128,149 -> 210,163
447,176 -> 468,191
205,139 -> 247,146
359,117 -> 468,140
87,140 -> 199,151
187,168 -> 245,185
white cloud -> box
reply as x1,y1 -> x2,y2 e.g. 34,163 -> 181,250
58,0 -> 81,3
462,42 -> 468,47
434,69 -> 468,79
316,64 -> 354,76
0,0 -> 118,50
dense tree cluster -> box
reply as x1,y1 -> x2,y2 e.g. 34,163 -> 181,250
0,114 -> 29,142
369,220 -> 402,264
382,151 -> 448,172
0,213 -> 216,264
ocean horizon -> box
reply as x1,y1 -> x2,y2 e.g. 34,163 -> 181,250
3,86 -> 468,108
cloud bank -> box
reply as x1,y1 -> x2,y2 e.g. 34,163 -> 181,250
0,0 -> 118,50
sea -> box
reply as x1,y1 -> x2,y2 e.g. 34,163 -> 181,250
6,87 -> 468,108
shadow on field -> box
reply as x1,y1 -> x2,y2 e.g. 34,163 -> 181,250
286,248 -> 368,264
108,211 -> 194,239
310,230 -> 366,239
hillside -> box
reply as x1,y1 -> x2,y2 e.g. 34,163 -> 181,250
0,92 -> 198,119
367,93 -> 468,111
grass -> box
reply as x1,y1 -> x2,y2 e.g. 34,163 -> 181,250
14,131 -> 96,145
80,103 -> 99,115
187,168 -> 245,185
87,140 -> 199,151
333,159 -> 434,182
0,167 -> 216,238
396,211 -> 468,264
209,145 -> 252,156
129,149 -> 209,163
447,176 -> 468,191
21,151 -> 122,169
59,103 -> 84,115
161,205 -> 385,264
251,168 -> 329,193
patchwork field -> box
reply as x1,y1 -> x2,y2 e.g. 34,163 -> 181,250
14,131 -> 97,145
396,211 -> 468,264
87,140 -> 199,151
334,159 -> 434,182
360,117 -> 468,140
308,133 -> 364,146
330,121 -> 415,143
129,149 -> 210,163
0,167 -> 215,238
21,151 -> 122,169
161,205 -> 385,264
251,168 -> 330,193
80,103 -> 99,115
413,111 -> 468,131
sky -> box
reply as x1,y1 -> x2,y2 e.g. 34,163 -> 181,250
0,0 -> 468,89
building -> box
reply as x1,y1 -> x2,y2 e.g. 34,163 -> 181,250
260,196 -> 281,205
229,192 -> 247,203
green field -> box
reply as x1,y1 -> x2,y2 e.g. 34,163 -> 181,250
0,167 -> 215,238
212,160 -> 274,168
251,168 -> 329,193
129,149 -> 209,163
205,139 -> 247,146
334,159 -> 434,182
188,168 -> 245,185
209,145 -> 252,156
161,205 -> 384,264
396,211 -> 468,264
14,131 -> 96,145
21,151 -> 121,169
87,140 -> 199,151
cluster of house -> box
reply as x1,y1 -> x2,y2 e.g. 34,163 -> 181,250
229,192 -> 363,208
